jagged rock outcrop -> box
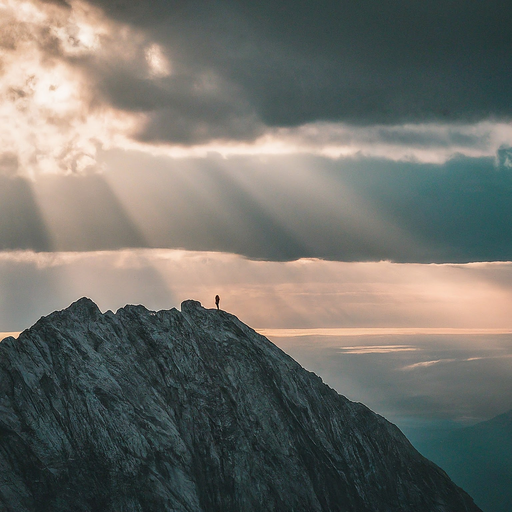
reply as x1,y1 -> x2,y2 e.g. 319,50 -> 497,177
0,298 -> 481,511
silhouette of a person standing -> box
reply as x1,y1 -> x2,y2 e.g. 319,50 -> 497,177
215,295 -> 220,310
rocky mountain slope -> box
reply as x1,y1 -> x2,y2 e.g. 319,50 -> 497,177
0,298 -> 481,511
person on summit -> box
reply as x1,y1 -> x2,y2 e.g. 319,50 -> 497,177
215,295 -> 220,310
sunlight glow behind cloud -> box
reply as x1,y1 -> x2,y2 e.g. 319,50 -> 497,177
144,43 -> 171,78
0,0 -> 141,176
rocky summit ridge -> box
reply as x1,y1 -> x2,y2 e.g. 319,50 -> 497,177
0,298 -> 480,511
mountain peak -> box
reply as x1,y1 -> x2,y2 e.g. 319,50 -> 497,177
66,296 -> 102,318
0,299 -> 481,512
181,298 -> 204,311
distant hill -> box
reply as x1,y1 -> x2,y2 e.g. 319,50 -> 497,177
414,409 -> 512,512
0,298 -> 481,511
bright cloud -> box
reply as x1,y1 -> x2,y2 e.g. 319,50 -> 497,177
144,43 -> 171,78
0,0 -> 142,176
338,345 -> 419,354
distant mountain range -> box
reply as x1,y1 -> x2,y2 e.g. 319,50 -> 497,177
0,298 -> 481,511
414,409 -> 512,512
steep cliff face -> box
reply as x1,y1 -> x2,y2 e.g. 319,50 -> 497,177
0,298 -> 481,512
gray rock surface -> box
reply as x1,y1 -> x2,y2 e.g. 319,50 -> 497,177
0,298 -> 481,511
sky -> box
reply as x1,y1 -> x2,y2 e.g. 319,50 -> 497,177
1,0 -> 512,429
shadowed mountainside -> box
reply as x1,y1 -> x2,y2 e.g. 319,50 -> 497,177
415,409 -> 512,512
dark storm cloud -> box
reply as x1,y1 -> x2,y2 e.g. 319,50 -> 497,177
96,62 -> 263,144
4,151 -> 512,263
82,0 -> 512,143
